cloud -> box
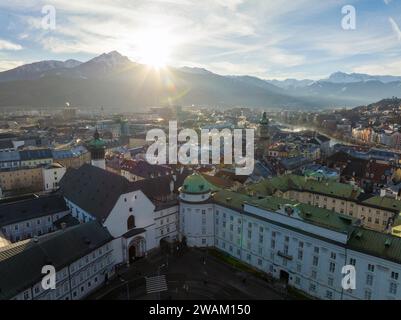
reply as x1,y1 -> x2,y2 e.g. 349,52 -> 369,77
0,39 -> 22,50
389,17 -> 401,41
352,60 -> 401,75
0,60 -> 24,71
2,0 -> 401,79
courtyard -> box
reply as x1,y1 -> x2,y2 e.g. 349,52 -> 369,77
88,247 -> 300,300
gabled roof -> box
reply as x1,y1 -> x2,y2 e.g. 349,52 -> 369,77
0,221 -> 112,300
0,195 -> 68,227
59,164 -> 132,221
120,159 -> 171,178
59,164 -> 189,221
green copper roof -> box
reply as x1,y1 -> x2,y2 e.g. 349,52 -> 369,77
260,112 -> 269,125
246,174 -> 363,200
213,189 -> 355,234
348,228 -> 401,264
213,189 -> 401,263
246,174 -> 401,216
361,196 -> 401,212
181,173 -> 220,194
88,129 -> 106,149
88,139 -> 106,149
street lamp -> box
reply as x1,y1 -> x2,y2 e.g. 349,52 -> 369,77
119,276 -> 130,300
158,264 -> 167,300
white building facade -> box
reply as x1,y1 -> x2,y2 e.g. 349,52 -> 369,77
178,174 -> 401,300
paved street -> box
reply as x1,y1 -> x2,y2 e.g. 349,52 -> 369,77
88,247 -> 292,300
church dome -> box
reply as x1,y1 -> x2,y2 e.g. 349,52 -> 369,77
180,173 -> 211,194
260,112 -> 269,125
88,129 -> 106,149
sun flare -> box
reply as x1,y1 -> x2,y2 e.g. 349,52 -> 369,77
136,29 -> 173,68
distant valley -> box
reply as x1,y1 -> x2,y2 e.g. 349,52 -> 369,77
0,51 -> 400,110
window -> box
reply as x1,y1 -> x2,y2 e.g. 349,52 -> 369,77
326,290 -> 333,299
309,283 -> 316,292
311,270 -> 317,279
296,264 -> 302,272
330,252 -> 336,260
298,250 -> 303,260
368,264 -> 375,272
299,241 -> 304,248
314,247 -> 319,254
349,258 -> 356,266
364,290 -> 372,300
329,262 -> 335,273
391,272 -> 399,280
295,277 -> 301,285
312,256 -> 319,267
390,282 -> 397,295
202,238 -> 206,245
328,277 -> 334,287
127,215 -> 135,230
271,240 -> 275,249
366,274 -> 373,286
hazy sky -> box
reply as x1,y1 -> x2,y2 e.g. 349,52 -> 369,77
1,0 -> 401,79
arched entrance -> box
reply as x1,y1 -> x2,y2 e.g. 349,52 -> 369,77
128,236 -> 146,263
279,270 -> 289,285
128,245 -> 136,263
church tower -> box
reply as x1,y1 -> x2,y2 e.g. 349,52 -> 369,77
257,111 -> 270,157
88,129 -> 106,170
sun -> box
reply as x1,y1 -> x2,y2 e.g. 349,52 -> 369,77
136,29 -> 173,68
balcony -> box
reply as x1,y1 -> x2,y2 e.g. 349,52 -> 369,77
277,251 -> 293,260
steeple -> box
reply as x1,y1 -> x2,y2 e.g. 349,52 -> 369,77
93,128 -> 100,140
257,111 -> 270,158
88,129 -> 106,170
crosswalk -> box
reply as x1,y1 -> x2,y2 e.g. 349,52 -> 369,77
146,275 -> 168,294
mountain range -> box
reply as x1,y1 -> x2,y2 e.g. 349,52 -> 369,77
0,51 -> 400,110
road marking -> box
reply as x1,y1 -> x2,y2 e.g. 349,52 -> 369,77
146,275 -> 168,294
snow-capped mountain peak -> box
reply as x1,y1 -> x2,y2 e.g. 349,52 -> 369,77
86,51 -> 131,66
324,71 -> 401,84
